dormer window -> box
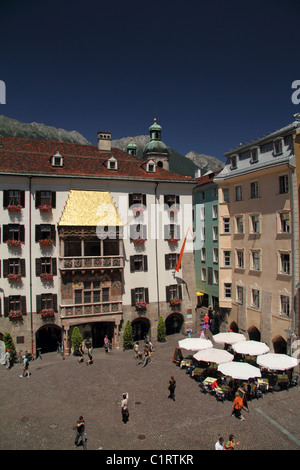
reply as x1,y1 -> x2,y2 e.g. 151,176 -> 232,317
146,160 -> 156,173
250,146 -> 259,163
107,156 -> 118,170
230,155 -> 238,170
51,151 -> 63,167
273,138 -> 283,156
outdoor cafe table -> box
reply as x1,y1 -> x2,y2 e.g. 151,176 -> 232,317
203,377 -> 217,386
180,358 -> 193,368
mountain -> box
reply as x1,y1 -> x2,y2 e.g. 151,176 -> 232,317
185,151 -> 225,174
0,115 -> 91,145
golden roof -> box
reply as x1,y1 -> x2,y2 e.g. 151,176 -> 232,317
58,190 -> 123,226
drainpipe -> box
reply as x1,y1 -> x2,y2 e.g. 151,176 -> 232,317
29,177 -> 34,355
288,162 -> 296,336
155,183 -> 160,319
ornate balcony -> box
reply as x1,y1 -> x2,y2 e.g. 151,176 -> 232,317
60,301 -> 123,317
59,255 -> 124,272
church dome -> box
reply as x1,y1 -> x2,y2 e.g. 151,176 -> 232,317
143,118 -> 169,158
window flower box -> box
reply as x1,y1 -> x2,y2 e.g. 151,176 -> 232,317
133,238 -> 146,246
7,273 -> 22,282
168,206 -> 179,214
132,206 -> 145,216
40,308 -> 55,319
40,272 -> 53,281
6,239 -> 22,247
135,301 -> 147,311
39,239 -> 54,247
170,298 -> 182,307
39,204 -> 52,213
7,204 -> 23,212
168,237 -> 179,244
8,310 -> 22,320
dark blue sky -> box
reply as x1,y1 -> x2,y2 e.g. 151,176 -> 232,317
1,0 -> 300,160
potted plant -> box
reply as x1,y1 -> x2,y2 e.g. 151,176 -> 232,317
40,308 -> 55,319
40,272 -> 53,281
168,237 -> 179,244
7,204 -> 23,212
39,204 -> 52,213
170,298 -> 182,307
8,310 -> 22,320
39,238 -> 54,247
135,301 -> 147,311
123,320 -> 133,350
7,273 -> 22,282
132,206 -> 145,216
71,326 -> 83,356
133,238 -> 146,246
157,316 -> 166,342
6,239 -> 22,247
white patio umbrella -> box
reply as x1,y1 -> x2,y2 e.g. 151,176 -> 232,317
232,340 -> 270,356
193,348 -> 234,365
213,332 -> 246,345
178,338 -> 213,351
218,361 -> 261,380
256,353 -> 299,371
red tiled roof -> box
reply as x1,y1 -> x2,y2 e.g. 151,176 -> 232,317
195,169 -> 222,187
0,136 -> 194,183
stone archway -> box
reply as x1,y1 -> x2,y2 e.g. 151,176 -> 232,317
36,324 -> 62,354
132,317 -> 150,341
165,312 -> 184,335
248,326 -> 261,342
229,321 -> 239,333
273,335 -> 287,354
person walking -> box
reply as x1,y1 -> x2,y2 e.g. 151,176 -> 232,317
4,349 -> 11,370
121,393 -> 129,423
20,353 -> 30,378
224,434 -> 239,450
78,343 -> 84,363
104,335 -> 109,353
86,346 -> 93,365
168,376 -> 176,401
232,392 -> 245,421
75,416 -> 87,450
215,437 -> 224,450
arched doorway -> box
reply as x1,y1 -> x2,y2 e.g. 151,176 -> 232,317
273,335 -> 287,354
36,324 -> 62,354
132,317 -> 150,341
165,313 -> 184,335
248,326 -> 261,341
91,322 -> 114,348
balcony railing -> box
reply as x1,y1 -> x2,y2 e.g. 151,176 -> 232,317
60,301 -> 123,317
59,255 -> 124,271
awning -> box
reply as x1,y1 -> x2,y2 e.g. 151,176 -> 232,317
58,190 -> 123,226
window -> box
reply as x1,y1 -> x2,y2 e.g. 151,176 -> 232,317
222,188 -> 229,203
237,286 -> 244,304
236,216 -> 244,234
201,267 -> 207,282
280,295 -> 290,316
3,224 -> 25,243
213,270 -> 219,285
35,191 -> 56,209
164,195 -> 180,208
230,155 -> 238,169
201,248 -> 206,262
250,214 -> 260,233
251,289 -> 260,309
129,193 -> 146,208
107,157 -> 117,170
236,250 -> 244,269
165,253 -> 179,270
5,295 -> 26,316
164,224 -> 180,240
131,287 -> 149,305
130,223 -> 147,241
250,181 -> 259,199
36,257 -> 57,277
224,251 -> 231,267
102,287 -> 109,302
273,138 -> 283,155
223,217 -> 230,234
250,147 -> 259,163
130,255 -> 148,272
36,293 -> 58,313
224,283 -> 232,298
251,251 -> 261,271
200,226 -> 206,241
279,175 -> 289,194
200,206 -> 205,220
199,191 -> 205,202
35,224 -> 56,243
235,185 -> 242,201
3,258 -> 25,277
213,248 -> 219,264
212,204 -> 218,219
212,226 -> 218,241
74,281 -> 102,304
51,151 -> 63,167
166,284 -> 182,302
278,212 -> 290,233
280,253 -> 290,275
3,190 -> 25,208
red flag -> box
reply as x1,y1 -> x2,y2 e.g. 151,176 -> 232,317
175,227 -> 192,272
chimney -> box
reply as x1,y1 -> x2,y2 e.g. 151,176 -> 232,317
97,131 -> 111,152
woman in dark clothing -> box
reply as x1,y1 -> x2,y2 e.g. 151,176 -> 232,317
168,376 -> 176,401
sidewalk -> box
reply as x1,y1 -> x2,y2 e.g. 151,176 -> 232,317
1,333 -> 300,450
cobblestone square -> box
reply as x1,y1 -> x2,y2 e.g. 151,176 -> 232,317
1,333 -> 300,452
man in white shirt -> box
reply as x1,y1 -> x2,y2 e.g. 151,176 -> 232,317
215,437 -> 224,450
